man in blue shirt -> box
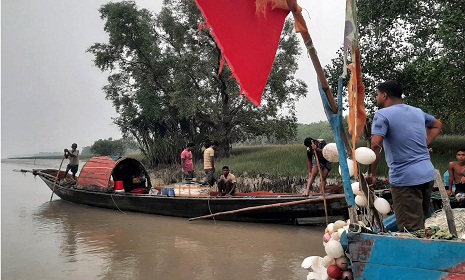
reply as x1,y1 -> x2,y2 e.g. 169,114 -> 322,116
367,81 -> 442,231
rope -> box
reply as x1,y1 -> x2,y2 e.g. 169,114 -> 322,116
110,193 -> 126,214
207,197 -> 216,224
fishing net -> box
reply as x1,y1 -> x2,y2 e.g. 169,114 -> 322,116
425,208 -> 465,238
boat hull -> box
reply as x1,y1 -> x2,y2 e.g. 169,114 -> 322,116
40,173 -> 349,224
343,232 -> 465,280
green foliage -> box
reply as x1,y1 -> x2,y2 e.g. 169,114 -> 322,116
324,0 -> 465,134
88,0 -> 306,166
81,145 -> 92,155
296,121 -> 337,144
90,138 -> 126,156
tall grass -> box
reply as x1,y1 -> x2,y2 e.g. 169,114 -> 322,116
143,135 -> 464,192
193,135 -> 465,180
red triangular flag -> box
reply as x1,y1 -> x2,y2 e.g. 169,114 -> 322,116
195,0 -> 289,106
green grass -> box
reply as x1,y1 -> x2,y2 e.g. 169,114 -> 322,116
193,135 -> 465,180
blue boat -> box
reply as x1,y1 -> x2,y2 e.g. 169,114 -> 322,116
341,231 -> 465,280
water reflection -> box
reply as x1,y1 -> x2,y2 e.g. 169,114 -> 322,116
3,159 -> 324,280
33,200 -> 323,280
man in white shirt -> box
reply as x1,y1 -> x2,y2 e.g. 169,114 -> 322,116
64,143 -> 79,179
203,141 -> 218,187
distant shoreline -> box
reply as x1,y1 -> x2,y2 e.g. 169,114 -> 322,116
7,155 -> 93,160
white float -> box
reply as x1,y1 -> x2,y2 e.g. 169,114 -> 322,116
355,195 -> 368,207
351,181 -> 363,195
322,255 -> 336,268
322,143 -> 339,162
325,240 -> 344,258
302,256 -> 321,269
333,220 -> 346,231
355,147 -> 376,165
338,158 -> 355,177
374,197 -> 391,214
326,223 -> 334,233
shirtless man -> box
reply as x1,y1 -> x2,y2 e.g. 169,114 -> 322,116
447,148 -> 465,200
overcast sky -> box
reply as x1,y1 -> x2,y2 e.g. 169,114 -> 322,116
1,0 -> 345,158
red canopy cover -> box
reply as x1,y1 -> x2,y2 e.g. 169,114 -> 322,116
76,156 -> 124,189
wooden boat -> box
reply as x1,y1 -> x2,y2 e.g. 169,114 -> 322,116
341,226 -> 465,279
29,156 -> 350,224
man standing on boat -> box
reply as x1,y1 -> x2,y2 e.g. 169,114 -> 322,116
367,80 -> 442,232
303,138 -> 331,196
181,142 -> 195,180
203,141 -> 218,187
64,143 -> 79,180
217,166 -> 237,196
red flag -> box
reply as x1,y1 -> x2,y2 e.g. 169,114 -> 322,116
195,0 -> 289,106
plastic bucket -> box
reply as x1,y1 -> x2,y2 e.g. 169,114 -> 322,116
168,188 -> 175,197
114,181 -> 124,193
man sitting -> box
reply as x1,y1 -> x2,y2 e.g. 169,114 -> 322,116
217,166 -> 237,196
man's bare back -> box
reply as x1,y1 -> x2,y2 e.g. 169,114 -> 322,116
448,149 -> 465,196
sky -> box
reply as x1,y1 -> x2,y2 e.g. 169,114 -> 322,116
1,0 -> 345,158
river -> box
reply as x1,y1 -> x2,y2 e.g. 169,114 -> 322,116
1,158 -> 326,280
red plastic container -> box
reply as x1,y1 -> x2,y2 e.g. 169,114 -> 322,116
114,181 -> 124,192
130,188 -> 146,194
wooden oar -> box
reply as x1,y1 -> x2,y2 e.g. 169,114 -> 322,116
314,151 -> 329,225
434,169 -> 457,236
188,195 -> 345,221
50,156 -> 65,202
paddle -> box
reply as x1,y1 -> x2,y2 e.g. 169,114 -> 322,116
13,169 -> 33,173
188,194 -> 345,221
50,155 -> 65,202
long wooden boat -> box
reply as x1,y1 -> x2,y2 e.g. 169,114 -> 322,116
341,227 -> 465,280
29,156 -> 350,224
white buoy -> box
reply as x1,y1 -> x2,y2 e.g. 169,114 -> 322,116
326,223 -> 335,233
355,147 -> 377,165
322,255 -> 336,268
351,182 -> 363,195
322,143 -> 339,162
355,195 -> 368,207
330,232 -> 340,241
337,228 -> 346,236
325,240 -> 344,258
374,197 -> 391,214
338,158 -> 355,177
333,220 -> 346,231
302,256 -> 321,269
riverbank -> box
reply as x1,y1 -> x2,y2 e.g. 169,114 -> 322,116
10,135 -> 462,192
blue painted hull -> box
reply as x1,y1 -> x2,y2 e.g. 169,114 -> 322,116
343,232 -> 465,279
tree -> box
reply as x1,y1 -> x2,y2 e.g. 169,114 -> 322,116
324,0 -> 465,134
88,0 -> 306,166
90,138 -> 126,156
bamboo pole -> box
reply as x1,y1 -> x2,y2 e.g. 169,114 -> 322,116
313,149 -> 329,225
282,0 -> 361,223
188,195 -> 346,221
50,156 -> 65,202
434,169 -> 457,236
